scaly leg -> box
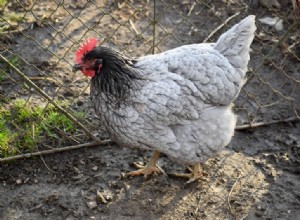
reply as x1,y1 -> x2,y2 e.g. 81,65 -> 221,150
125,151 -> 162,179
169,163 -> 203,184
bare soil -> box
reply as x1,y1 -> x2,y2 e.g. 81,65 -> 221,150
1,0 -> 299,219
1,124 -> 300,220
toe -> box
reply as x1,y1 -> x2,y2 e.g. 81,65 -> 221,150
132,162 -> 145,169
125,166 -> 161,179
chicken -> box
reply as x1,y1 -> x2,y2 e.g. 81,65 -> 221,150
73,15 -> 256,183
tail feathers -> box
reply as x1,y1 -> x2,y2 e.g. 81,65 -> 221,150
214,15 -> 256,76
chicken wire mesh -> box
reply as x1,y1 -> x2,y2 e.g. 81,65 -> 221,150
0,0 -> 299,218
2,0 -> 299,158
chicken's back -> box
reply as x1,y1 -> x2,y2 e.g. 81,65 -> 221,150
136,43 -> 242,106
136,15 -> 256,106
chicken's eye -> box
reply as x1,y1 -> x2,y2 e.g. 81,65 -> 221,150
83,57 -> 89,62
83,58 -> 93,64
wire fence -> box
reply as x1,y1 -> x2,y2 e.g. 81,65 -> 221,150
0,0 -> 299,159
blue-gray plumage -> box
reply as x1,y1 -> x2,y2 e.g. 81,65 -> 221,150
73,15 -> 256,182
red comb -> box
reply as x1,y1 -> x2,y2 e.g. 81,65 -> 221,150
75,38 -> 98,64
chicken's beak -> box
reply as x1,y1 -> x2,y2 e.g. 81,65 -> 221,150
72,64 -> 82,72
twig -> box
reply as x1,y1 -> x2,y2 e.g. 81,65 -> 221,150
194,194 -> 203,214
235,117 -> 300,130
0,23 -> 33,35
0,53 -> 100,143
117,1 -> 126,9
39,155 -> 55,173
203,11 -> 241,43
187,2 -> 196,17
0,29 -> 22,35
227,172 -> 243,212
97,190 -> 108,204
129,19 -> 139,35
0,140 -> 111,163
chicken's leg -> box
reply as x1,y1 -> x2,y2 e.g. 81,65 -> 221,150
125,151 -> 162,179
170,163 -> 203,184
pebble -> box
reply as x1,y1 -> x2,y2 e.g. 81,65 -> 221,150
86,201 -> 97,210
92,166 -> 98,171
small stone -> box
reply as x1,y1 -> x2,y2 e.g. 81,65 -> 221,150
86,201 -> 97,209
182,196 -> 188,201
92,166 -> 98,171
74,167 -> 81,173
34,179 -> 39,184
16,179 -> 22,185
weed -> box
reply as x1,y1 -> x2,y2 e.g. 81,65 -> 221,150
0,5 -> 23,32
7,12 -> 23,22
0,55 -> 22,83
0,0 -> 7,9
0,106 -> 13,157
0,99 -> 84,157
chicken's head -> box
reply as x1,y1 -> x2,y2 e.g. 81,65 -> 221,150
73,38 -> 139,102
72,38 -> 101,77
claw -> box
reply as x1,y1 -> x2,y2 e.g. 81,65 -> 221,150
125,163 -> 161,179
169,163 -> 204,184
124,151 -> 162,179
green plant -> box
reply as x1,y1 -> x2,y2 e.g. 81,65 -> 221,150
0,0 -> 7,9
0,55 -> 22,83
0,119 -> 11,156
8,12 -> 23,22
0,99 -> 84,158
0,7 -> 23,32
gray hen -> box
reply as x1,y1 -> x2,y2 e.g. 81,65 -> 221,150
73,15 -> 256,182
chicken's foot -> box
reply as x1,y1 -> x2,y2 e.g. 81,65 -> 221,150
169,163 -> 203,184
125,151 -> 162,179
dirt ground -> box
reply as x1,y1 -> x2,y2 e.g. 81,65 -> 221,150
1,124 -> 300,220
1,0 -> 300,219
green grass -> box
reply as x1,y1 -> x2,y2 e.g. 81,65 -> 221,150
0,0 -> 7,9
0,55 -> 22,83
0,99 -> 84,157
0,4 -> 24,32
7,12 -> 23,22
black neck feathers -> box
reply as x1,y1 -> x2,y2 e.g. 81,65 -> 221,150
90,47 -> 140,104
